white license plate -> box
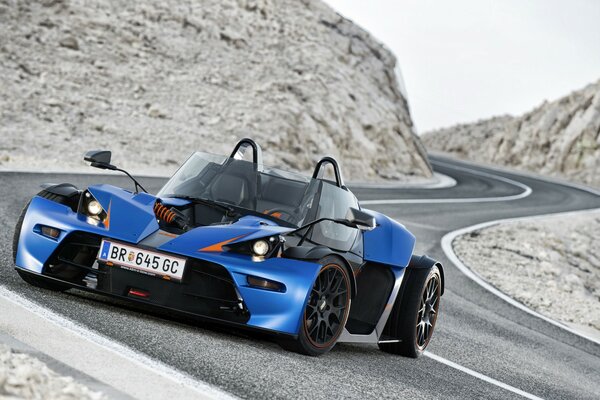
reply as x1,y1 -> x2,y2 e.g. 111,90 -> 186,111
98,240 -> 186,281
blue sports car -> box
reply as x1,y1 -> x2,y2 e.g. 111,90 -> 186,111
13,139 -> 443,356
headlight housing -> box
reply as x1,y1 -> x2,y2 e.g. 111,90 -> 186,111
79,190 -> 108,224
223,235 -> 284,259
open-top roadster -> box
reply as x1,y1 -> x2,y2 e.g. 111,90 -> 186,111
13,138 -> 443,356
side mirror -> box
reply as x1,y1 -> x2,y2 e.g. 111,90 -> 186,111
83,150 -> 148,193
345,207 -> 376,231
84,150 -> 116,170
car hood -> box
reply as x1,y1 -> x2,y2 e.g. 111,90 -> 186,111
88,184 -> 293,252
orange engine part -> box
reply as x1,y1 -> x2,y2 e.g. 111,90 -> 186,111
154,202 -> 176,224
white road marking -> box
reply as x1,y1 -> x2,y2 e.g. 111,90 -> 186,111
0,285 -> 238,400
360,161 -> 532,205
440,208 -> 600,346
0,167 -> 459,190
424,352 -> 544,400
351,172 -> 457,189
427,152 -> 600,197
4,160 -> 598,399
401,220 -> 447,231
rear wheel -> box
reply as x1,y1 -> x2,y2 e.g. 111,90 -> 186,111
12,201 -> 31,264
13,200 -> 68,292
279,256 -> 351,356
378,265 -> 441,357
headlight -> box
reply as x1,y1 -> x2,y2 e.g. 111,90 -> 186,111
87,200 -> 103,216
80,190 -> 108,224
252,240 -> 269,256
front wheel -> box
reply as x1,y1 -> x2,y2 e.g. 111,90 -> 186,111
13,201 -> 69,292
279,256 -> 351,356
378,265 -> 441,357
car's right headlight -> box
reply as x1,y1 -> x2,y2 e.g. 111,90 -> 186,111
223,235 -> 284,260
87,199 -> 103,216
252,240 -> 270,257
79,190 -> 108,224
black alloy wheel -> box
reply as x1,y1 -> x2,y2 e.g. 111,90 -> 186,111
378,265 -> 442,357
416,272 -> 440,350
278,255 -> 351,356
304,263 -> 350,348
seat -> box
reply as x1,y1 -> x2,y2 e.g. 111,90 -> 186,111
206,158 -> 259,208
209,173 -> 249,206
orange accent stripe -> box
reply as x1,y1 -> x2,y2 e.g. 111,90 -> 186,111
199,234 -> 250,252
159,231 -> 178,238
104,201 -> 111,229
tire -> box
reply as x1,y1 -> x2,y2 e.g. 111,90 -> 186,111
378,265 -> 441,358
12,200 -> 31,264
13,200 -> 69,292
279,255 -> 351,356
13,187 -> 76,263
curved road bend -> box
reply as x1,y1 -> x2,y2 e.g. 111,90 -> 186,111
0,154 -> 599,399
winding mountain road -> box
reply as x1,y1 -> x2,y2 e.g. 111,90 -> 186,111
1,155 -> 599,399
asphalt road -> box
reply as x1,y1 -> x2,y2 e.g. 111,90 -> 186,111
1,155 -> 599,399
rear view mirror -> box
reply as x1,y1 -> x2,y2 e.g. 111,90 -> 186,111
84,150 -> 113,168
345,207 -> 376,231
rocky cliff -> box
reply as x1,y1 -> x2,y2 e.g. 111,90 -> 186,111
0,0 -> 432,181
423,80 -> 600,187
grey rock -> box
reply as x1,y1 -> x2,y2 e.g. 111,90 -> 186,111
0,345 -> 106,400
0,0 -> 432,181
58,36 -> 79,50
423,80 -> 600,187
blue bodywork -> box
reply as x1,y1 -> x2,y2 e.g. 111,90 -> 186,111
15,184 -> 416,337
362,209 -> 415,268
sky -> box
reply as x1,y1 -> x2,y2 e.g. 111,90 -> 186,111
326,0 -> 600,133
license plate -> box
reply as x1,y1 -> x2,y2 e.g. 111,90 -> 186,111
98,240 -> 186,281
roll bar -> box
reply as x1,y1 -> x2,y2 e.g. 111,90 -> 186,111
312,156 -> 345,189
229,138 -> 263,171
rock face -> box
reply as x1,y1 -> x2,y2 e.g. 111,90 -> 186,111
0,0 -> 432,181
423,80 -> 600,187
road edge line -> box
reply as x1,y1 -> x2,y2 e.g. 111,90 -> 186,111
424,352 -> 544,400
0,285 -> 238,400
440,208 -> 600,346
361,160 -> 532,205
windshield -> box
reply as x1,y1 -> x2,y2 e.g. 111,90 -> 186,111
157,151 -> 358,232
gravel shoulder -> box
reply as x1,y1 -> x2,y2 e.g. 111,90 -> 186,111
0,344 -> 106,400
452,210 -> 600,336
